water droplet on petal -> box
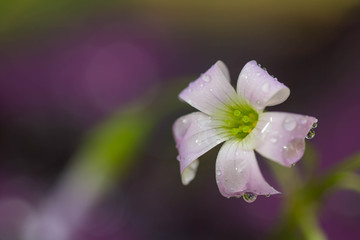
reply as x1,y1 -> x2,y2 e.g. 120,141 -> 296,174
203,75 -> 211,82
270,137 -> 278,143
200,83 -> 204,87
182,118 -> 187,124
291,163 -> 296,167
282,138 -> 305,164
265,194 -> 271,197
283,117 -> 296,131
195,139 -> 200,145
312,122 -> 318,128
216,170 -> 222,176
209,88 -> 213,92
176,155 -> 181,161
306,129 -> 315,139
261,83 -> 269,92
243,192 -> 257,203
299,116 -> 307,124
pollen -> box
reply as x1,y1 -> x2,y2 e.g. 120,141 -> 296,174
224,104 -> 258,140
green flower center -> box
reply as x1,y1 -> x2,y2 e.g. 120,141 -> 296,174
223,105 -> 259,140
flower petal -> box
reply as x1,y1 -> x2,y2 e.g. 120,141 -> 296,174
236,60 -> 290,110
215,139 -> 279,198
254,112 -> 318,167
173,112 -> 231,182
181,159 -> 199,185
179,61 -> 238,115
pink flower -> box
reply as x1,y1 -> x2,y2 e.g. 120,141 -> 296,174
173,61 -> 318,202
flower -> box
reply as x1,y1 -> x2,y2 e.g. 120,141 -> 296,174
173,60 -> 318,201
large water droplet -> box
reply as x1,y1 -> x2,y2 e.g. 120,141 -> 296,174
306,129 -> 315,139
216,170 -> 222,176
243,192 -> 257,203
282,138 -> 305,164
283,117 -> 296,131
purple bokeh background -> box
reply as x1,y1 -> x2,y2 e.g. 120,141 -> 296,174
0,2 -> 360,239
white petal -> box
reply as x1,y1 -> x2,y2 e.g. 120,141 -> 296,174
179,61 -> 238,115
181,159 -> 199,185
215,139 -> 279,198
254,112 -> 318,167
236,60 -> 290,110
173,112 -> 230,181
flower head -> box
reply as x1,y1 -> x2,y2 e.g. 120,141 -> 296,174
173,60 -> 318,201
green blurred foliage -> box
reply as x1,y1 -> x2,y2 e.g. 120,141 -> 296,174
268,147 -> 360,240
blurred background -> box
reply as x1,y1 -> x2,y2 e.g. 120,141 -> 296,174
1,0 -> 360,239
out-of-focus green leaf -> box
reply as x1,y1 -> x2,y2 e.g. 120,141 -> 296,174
301,142 -> 319,178
74,105 -> 156,184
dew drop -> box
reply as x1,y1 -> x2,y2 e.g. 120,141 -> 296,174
270,137 -> 278,143
265,194 -> 271,197
282,138 -> 305,163
312,122 -> 318,128
299,116 -> 307,124
176,155 -> 181,161
203,75 -> 211,82
283,117 -> 296,131
182,118 -> 187,124
306,129 -> 315,139
243,192 -> 257,203
261,83 -> 270,92
242,74 -> 248,79
195,139 -> 200,145
291,163 -> 296,167
216,170 -> 222,176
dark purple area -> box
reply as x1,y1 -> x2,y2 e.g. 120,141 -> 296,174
0,9 -> 360,240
